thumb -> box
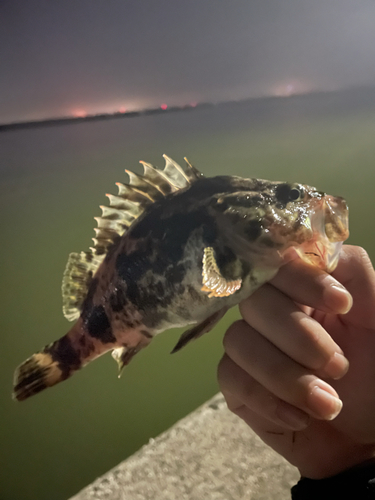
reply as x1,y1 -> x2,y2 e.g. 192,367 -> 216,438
331,245 -> 375,329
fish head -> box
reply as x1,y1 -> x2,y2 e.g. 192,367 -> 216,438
293,190 -> 349,272
209,178 -> 349,273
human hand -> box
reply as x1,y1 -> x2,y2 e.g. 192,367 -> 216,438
218,245 -> 375,479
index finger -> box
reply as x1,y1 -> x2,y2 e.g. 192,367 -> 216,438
270,255 -> 352,315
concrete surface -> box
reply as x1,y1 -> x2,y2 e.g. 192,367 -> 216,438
70,393 -> 299,500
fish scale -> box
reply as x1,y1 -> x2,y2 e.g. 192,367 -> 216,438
12,155 -> 349,401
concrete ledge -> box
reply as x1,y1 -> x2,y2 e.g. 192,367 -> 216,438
70,393 -> 299,500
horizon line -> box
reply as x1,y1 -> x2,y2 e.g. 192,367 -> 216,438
1,85 -> 373,133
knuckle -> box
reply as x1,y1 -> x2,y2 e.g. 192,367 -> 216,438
222,320 -> 246,352
238,299 -> 250,318
357,246 -> 373,271
298,318 -> 330,363
345,245 -> 371,269
224,394 -> 241,413
357,245 -> 370,262
216,355 -> 229,384
241,382 -> 258,406
238,286 -> 268,318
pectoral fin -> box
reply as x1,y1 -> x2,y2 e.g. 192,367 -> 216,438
171,307 -> 228,353
201,247 -> 242,298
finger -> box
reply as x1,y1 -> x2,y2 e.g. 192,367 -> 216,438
270,257 -> 352,315
223,321 -> 343,421
331,245 -> 375,329
229,403 -> 292,448
229,405 -> 299,464
239,285 -> 349,380
218,354 -> 310,431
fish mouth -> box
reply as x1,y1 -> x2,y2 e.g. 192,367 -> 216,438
296,195 -> 349,272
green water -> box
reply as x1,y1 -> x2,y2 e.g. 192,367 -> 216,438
1,89 -> 375,500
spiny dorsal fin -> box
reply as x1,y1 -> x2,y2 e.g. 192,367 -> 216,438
62,252 -> 104,321
62,156 -> 203,319
201,247 -> 242,298
91,155 -> 203,256
183,157 -> 204,183
163,155 -> 193,188
140,161 -> 177,195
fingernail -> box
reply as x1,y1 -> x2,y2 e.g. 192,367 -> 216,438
324,352 -> 350,380
327,284 -> 353,314
307,380 -> 343,420
276,401 -> 310,430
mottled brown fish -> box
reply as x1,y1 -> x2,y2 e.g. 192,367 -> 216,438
13,155 -> 349,401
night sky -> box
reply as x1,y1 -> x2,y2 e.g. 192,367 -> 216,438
1,0 -> 375,123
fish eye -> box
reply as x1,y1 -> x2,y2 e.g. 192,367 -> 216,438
289,186 -> 304,201
275,183 -> 305,205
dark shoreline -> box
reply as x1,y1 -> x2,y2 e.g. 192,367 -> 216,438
0,102 -> 214,132
1,85 -> 375,133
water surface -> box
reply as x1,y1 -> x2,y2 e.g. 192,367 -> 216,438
1,89 -> 375,500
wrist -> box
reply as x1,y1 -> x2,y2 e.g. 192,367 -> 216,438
292,430 -> 375,480
292,460 -> 375,500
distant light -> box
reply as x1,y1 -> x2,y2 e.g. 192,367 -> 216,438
271,80 -> 313,97
118,107 -> 127,113
72,109 -> 87,118
160,103 -> 168,110
285,84 -> 295,95
273,84 -> 296,97
189,101 -> 198,107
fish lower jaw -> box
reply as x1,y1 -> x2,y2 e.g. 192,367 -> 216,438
295,240 -> 343,273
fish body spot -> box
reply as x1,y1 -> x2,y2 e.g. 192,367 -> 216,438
109,284 -> 128,312
140,329 -> 153,339
116,253 -> 146,283
165,263 -> 186,284
245,220 -> 263,241
51,336 -> 81,377
86,305 -> 116,343
81,278 -> 99,318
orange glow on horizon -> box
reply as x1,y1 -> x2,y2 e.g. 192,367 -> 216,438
72,109 -> 88,118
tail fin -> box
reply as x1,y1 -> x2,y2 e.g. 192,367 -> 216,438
13,348 -> 68,401
12,319 -> 111,401
13,318 -> 153,401
13,333 -> 85,401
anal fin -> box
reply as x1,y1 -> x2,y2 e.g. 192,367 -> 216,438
111,346 -> 141,378
201,247 -> 242,298
171,307 -> 228,353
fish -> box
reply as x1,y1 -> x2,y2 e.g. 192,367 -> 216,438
12,155 -> 349,401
